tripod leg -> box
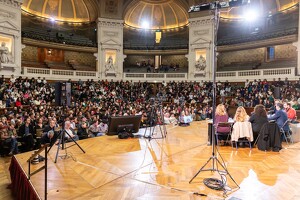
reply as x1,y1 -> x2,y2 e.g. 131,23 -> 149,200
144,126 -> 148,138
159,107 -> 167,137
189,156 -> 213,183
54,133 -> 64,163
159,125 -> 163,138
160,124 -> 166,138
64,132 -> 85,153
47,131 -> 61,154
215,156 -> 240,188
47,143 -> 54,154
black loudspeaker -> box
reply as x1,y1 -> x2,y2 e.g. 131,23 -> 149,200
55,82 -> 62,106
65,82 -> 71,107
274,87 -> 281,99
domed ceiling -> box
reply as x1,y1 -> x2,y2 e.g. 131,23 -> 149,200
124,0 -> 189,30
22,0 -> 98,23
220,0 -> 299,19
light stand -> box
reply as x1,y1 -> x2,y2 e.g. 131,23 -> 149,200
54,129 -> 85,163
189,1 -> 247,190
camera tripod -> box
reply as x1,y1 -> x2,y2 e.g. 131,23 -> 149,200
53,129 -> 85,163
144,101 -> 167,140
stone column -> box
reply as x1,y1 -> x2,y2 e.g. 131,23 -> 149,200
293,8 -> 300,76
187,16 -> 214,81
0,0 -> 22,76
97,18 -> 124,79
154,55 -> 161,70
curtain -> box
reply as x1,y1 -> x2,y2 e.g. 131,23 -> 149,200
9,156 -> 40,200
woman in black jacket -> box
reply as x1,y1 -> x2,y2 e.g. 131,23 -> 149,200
249,104 -> 268,142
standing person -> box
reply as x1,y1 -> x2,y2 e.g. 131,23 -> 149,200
249,104 -> 268,142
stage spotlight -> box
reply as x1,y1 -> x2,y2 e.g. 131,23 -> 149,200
142,20 -> 150,29
50,17 -> 56,22
243,9 -> 259,21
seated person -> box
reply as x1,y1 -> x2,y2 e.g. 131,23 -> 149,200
284,102 -> 297,123
268,103 -> 289,139
77,122 -> 89,140
164,112 -> 178,125
41,119 -> 60,146
0,122 -> 18,156
18,117 -> 35,151
249,104 -> 268,142
179,110 -> 193,125
88,120 -> 106,137
64,121 -> 79,142
231,106 -> 253,143
215,104 -> 230,144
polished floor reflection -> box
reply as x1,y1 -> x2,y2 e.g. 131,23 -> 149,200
3,121 -> 300,200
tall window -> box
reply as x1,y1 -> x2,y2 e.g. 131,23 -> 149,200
266,46 -> 275,61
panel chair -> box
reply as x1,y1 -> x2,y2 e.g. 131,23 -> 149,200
257,122 -> 282,152
280,120 -> 293,145
231,121 -> 253,149
215,122 -> 233,147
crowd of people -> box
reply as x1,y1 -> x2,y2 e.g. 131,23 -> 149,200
215,98 -> 297,150
0,75 -> 299,156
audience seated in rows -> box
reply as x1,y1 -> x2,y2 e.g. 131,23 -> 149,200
1,76 -> 300,155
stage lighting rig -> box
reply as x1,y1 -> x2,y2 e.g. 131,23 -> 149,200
188,0 -> 250,13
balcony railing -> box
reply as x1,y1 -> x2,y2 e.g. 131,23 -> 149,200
22,67 -> 297,81
22,67 -> 98,80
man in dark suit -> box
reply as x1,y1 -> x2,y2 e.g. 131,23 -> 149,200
18,117 -> 35,151
268,103 -> 289,132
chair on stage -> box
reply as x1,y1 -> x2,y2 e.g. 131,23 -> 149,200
231,121 -> 253,149
215,122 -> 232,147
257,122 -> 282,152
280,120 -> 293,145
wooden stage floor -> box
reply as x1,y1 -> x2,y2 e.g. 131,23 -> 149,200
6,121 -> 300,200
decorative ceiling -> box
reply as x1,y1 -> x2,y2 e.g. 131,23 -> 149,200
22,0 -> 98,23
124,0 -> 189,30
219,0 -> 299,19
20,0 -> 299,23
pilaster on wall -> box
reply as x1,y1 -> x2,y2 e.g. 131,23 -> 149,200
293,6 -> 300,76
187,16 -> 214,80
97,18 -> 125,79
0,0 -> 22,76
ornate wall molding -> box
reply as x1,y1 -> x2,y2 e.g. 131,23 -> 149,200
0,0 -> 22,9
104,31 -> 118,37
0,8 -> 16,19
97,18 -> 124,28
189,16 -> 213,27
0,20 -> 20,36
22,38 -> 97,53
217,34 -> 297,52
194,29 -> 210,36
